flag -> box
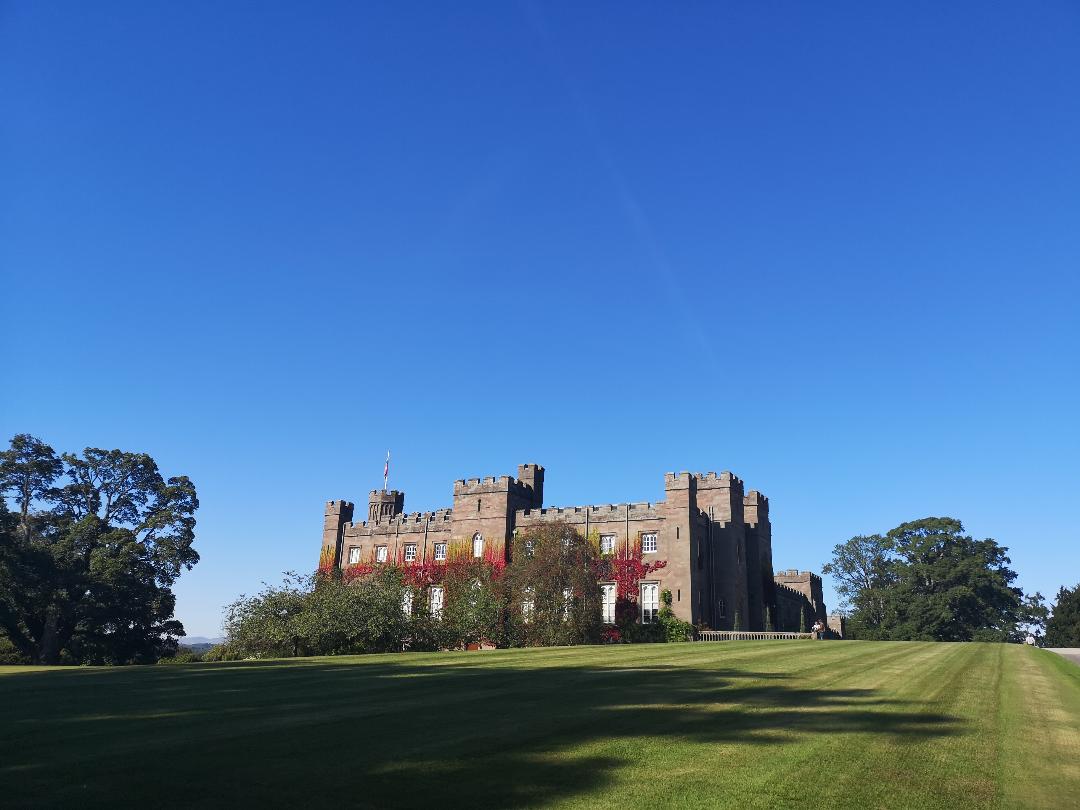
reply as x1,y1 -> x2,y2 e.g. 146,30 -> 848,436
383,450 -> 390,490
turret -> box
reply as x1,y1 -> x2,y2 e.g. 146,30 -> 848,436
321,500 -> 354,570
368,490 -> 404,523
517,463 -> 545,508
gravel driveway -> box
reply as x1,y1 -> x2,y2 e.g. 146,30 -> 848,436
1045,648 -> 1080,667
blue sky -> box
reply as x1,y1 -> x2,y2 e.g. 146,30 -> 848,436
2,2 -> 1078,637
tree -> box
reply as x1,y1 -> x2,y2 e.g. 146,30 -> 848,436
505,522 -> 602,647
1045,584 -> 1080,647
883,518 -> 1021,642
1013,592 -> 1050,644
222,568 -> 419,659
440,557 -> 505,649
821,534 -> 895,635
823,517 -> 1023,642
0,434 -> 199,664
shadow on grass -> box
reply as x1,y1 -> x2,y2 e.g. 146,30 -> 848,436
0,651 -> 962,808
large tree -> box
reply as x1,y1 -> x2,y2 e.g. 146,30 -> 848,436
823,517 -> 1024,642
821,533 -> 895,635
504,522 -> 602,647
0,434 -> 199,664
1045,584 -> 1080,647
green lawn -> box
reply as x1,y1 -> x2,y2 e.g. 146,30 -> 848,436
2,642 -> 1078,809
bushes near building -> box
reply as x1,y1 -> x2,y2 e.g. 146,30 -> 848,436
218,522 -> 691,659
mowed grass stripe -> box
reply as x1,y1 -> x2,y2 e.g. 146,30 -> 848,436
999,647 -> 1080,808
2,642 -> 1079,809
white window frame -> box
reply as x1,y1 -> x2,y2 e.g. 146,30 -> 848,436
430,586 -> 444,619
375,545 -> 388,563
347,546 -> 361,565
522,587 -> 534,624
641,581 -> 660,624
641,533 -> 658,554
434,542 -> 447,561
524,539 -> 535,557
601,583 -> 616,624
404,544 -> 417,563
402,590 -> 413,616
472,532 -> 483,558
600,534 -> 615,555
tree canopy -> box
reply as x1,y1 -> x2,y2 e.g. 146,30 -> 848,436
1045,583 -> 1080,647
823,517 -> 1025,642
0,434 -> 199,664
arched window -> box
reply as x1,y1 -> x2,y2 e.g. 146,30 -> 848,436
472,532 -> 483,558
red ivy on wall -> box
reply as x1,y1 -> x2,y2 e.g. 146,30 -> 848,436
338,539 -> 508,586
593,537 -> 667,623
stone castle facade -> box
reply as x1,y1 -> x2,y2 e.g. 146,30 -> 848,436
321,463 -> 829,632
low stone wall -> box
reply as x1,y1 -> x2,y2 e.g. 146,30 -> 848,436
695,630 -> 814,641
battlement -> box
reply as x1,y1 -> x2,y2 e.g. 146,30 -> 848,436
774,581 -> 808,601
325,499 -> 354,513
518,501 -> 663,522
453,473 -> 539,503
369,489 -> 403,500
454,475 -> 512,493
350,507 -> 454,531
744,490 -> 770,526
664,471 -> 695,489
694,471 -> 742,489
775,569 -> 820,582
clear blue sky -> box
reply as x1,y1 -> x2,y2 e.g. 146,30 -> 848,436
3,2 -> 1078,637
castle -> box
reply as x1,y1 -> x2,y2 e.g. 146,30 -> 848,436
321,463 -> 833,632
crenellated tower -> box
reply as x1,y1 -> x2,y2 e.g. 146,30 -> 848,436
743,490 -> 772,630
321,499 -> 354,569
368,490 -> 404,523
694,472 -> 750,629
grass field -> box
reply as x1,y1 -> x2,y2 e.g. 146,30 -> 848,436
2,641 -> 1079,809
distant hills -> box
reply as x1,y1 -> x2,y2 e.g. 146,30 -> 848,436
182,636 -> 224,647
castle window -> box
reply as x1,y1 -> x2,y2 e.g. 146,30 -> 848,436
376,545 -> 388,563
641,582 -> 659,624
402,590 -> 413,616
524,539 -> 535,557
347,546 -> 360,565
718,598 -> 726,619
430,586 -> 444,619
601,584 -> 616,624
522,588 -> 534,623
641,533 -> 658,554
404,544 -> 417,563
600,535 -> 615,555
472,533 -> 483,558
434,542 -> 447,561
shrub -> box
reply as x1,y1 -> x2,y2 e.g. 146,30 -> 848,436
159,647 -> 204,665
658,589 -> 694,642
